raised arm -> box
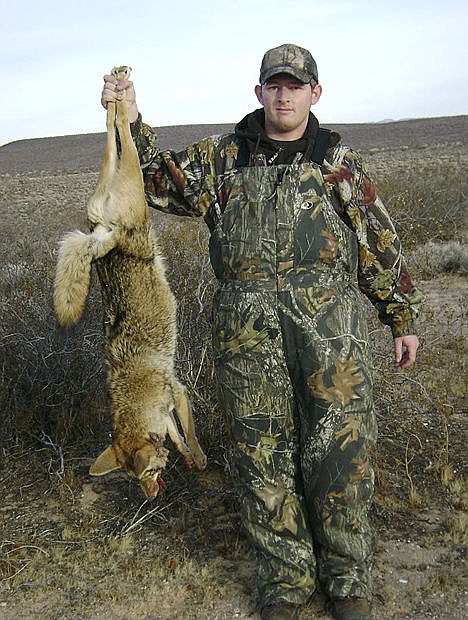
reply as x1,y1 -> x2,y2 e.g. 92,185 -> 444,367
98,72 -> 218,219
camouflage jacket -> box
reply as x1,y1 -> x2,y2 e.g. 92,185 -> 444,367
130,113 -> 423,337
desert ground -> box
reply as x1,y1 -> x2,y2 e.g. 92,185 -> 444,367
0,115 -> 467,619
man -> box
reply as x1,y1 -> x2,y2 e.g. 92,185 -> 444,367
101,44 -> 423,619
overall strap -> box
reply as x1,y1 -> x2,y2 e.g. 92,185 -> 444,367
310,127 -> 332,165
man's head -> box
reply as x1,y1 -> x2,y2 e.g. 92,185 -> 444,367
255,43 -> 322,141
259,43 -> 318,86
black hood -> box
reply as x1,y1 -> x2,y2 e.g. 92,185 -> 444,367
234,108 -> 320,166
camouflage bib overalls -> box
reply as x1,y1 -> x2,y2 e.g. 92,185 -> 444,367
209,159 -> 376,605
132,117 -> 423,607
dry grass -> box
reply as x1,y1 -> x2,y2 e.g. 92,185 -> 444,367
409,240 -> 468,277
1,118 -> 467,618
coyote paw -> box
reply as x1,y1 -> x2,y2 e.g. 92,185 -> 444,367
181,453 -> 196,470
111,66 -> 132,81
194,452 -> 207,471
182,451 -> 207,471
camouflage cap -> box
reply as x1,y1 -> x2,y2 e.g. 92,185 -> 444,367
259,43 -> 318,85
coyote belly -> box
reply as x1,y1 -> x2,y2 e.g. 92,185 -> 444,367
53,66 -> 206,498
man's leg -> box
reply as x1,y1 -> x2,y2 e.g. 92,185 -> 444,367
279,286 -> 377,604
212,291 -> 316,607
304,410 -> 376,601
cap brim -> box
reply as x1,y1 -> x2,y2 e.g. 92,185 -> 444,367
261,66 -> 313,84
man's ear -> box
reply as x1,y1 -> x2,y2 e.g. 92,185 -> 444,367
254,84 -> 263,105
311,83 -> 322,105
89,445 -> 121,475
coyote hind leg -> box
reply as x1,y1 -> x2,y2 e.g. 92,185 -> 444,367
87,101 -> 118,229
108,80 -> 147,228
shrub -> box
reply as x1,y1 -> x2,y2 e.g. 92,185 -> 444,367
408,240 -> 468,277
372,158 -> 467,251
0,246 -> 108,450
0,208 -> 225,465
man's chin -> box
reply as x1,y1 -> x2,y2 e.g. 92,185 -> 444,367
268,122 -> 303,140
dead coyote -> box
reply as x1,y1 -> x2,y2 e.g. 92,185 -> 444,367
54,66 -> 206,498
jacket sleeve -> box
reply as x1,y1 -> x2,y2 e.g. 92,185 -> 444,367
324,147 -> 424,338
130,114 -> 217,217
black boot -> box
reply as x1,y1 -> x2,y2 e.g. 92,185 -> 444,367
330,597 -> 371,620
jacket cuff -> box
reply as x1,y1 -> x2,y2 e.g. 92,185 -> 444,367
391,318 -> 417,339
130,112 -> 143,138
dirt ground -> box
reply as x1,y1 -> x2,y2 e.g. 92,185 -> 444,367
1,275 -> 466,620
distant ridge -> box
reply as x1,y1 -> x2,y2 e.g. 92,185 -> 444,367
0,115 -> 466,175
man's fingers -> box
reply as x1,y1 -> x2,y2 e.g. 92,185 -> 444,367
100,73 -> 137,114
101,78 -> 132,109
101,88 -> 117,109
401,341 -> 418,368
393,338 -> 403,365
101,75 -> 117,109
103,74 -> 133,91
115,79 -> 133,91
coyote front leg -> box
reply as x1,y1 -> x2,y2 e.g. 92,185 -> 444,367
171,380 -> 207,470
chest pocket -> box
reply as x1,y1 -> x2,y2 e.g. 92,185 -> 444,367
209,167 -> 279,281
292,164 -> 358,277
207,163 -> 358,282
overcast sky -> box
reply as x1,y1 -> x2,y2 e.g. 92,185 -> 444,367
1,0 -> 467,146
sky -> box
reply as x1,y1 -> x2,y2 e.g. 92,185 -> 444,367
1,0 -> 467,146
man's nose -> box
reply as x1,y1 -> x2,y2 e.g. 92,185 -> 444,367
277,87 -> 290,101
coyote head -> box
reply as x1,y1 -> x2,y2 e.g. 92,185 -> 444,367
89,433 -> 169,498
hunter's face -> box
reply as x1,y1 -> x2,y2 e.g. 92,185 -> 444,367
255,74 -> 322,141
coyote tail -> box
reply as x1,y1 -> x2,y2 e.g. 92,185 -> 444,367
54,228 -> 117,325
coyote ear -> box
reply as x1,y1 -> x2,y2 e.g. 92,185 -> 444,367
89,445 -> 121,476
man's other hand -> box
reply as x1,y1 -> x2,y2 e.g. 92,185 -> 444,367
393,335 -> 419,368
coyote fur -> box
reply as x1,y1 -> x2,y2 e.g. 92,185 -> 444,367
53,66 -> 206,498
